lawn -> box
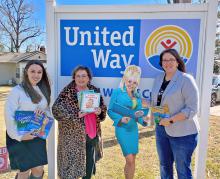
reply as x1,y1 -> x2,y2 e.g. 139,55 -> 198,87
0,86 -> 219,179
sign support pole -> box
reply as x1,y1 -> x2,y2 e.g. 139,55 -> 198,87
46,0 -> 57,179
195,0 -> 218,178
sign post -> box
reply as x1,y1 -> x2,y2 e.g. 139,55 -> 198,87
46,0 -> 57,179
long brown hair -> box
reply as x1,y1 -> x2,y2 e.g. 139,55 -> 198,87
159,48 -> 186,73
21,60 -> 51,105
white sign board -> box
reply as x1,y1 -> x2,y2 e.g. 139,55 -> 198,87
46,1 -> 218,178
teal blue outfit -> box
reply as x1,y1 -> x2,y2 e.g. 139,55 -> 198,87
108,88 -> 147,156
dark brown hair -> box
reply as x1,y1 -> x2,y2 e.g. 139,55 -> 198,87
21,60 -> 51,105
159,48 -> 186,73
72,65 -> 92,83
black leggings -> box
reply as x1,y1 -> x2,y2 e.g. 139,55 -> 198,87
82,135 -> 97,179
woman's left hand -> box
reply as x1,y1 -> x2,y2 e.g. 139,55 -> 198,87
94,107 -> 101,115
159,118 -> 171,126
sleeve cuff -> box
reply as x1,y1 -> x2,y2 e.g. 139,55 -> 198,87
138,118 -> 147,126
181,108 -> 196,120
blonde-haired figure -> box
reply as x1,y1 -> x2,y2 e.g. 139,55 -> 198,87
108,65 -> 148,179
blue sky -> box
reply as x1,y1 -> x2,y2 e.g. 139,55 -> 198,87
31,0 -> 168,46
31,0 -> 203,47
32,0 -> 168,28
32,0 -> 203,30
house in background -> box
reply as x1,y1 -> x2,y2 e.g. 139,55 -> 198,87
0,50 -> 46,85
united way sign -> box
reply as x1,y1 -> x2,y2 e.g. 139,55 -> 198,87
46,2 -> 218,179
60,19 -> 200,79
61,20 -> 140,77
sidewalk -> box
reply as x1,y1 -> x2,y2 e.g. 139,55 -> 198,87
210,102 -> 220,116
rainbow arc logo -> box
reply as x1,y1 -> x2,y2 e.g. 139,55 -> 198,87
145,25 -> 193,71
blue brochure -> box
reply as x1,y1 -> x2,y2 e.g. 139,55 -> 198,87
112,102 -> 149,118
15,111 -> 54,139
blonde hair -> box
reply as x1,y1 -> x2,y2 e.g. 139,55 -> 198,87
119,65 -> 141,92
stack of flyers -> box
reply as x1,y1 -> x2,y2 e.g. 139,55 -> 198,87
15,111 -> 54,139
151,104 -> 170,124
77,90 -> 100,113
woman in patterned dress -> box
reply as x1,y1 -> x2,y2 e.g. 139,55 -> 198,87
52,66 -> 107,179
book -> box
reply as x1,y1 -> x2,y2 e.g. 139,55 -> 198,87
79,91 -> 100,113
15,111 -> 54,139
151,104 -> 170,124
112,102 -> 149,119
77,90 -> 94,107
0,147 -> 9,173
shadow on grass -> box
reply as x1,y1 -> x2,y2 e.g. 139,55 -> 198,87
103,130 -> 155,148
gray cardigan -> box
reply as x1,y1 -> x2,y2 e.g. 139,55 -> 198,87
151,70 -> 200,137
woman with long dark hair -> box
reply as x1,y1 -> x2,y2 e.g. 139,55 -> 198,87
151,49 -> 200,178
5,60 -> 51,179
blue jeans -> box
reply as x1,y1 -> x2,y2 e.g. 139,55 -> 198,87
156,125 -> 198,179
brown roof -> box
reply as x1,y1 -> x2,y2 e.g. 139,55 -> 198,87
0,51 -> 46,63
0,52 -> 21,63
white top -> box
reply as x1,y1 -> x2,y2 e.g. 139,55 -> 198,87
5,85 -> 50,141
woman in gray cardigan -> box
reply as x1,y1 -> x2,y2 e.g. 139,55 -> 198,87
151,49 -> 200,179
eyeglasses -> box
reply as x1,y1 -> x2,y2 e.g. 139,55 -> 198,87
162,59 -> 176,63
75,75 -> 88,79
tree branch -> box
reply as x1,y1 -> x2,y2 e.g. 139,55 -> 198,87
0,0 -> 42,52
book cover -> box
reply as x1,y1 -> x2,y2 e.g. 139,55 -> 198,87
0,147 -> 9,172
15,111 -> 54,139
151,104 -> 170,124
77,90 -> 94,107
80,92 -> 100,113
112,102 -> 149,119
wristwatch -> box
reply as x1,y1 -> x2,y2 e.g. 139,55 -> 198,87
169,119 -> 174,124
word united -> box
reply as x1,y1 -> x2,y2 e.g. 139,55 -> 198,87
64,26 -> 135,69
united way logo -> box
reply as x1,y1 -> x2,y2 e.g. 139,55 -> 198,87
145,25 -> 193,71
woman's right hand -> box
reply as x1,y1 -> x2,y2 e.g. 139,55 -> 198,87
121,117 -> 131,124
21,132 -> 36,141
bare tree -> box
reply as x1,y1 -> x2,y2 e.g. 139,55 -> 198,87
0,0 -> 42,52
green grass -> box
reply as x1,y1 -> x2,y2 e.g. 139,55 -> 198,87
0,86 -> 220,179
